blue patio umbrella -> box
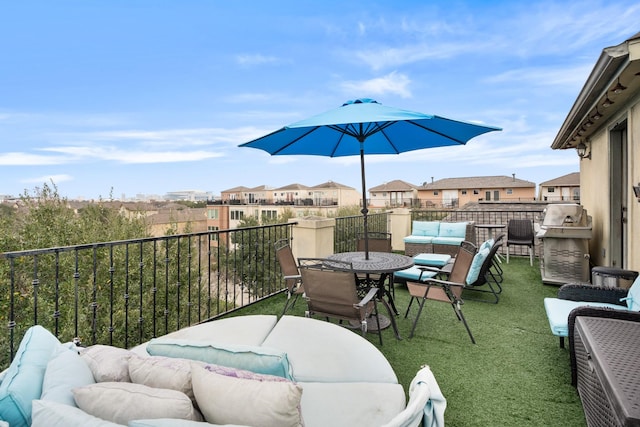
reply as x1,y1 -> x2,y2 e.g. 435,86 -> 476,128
240,98 -> 501,258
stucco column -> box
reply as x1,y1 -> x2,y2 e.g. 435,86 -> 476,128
290,216 -> 335,259
389,208 -> 412,252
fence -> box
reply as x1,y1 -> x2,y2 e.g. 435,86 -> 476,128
411,208 -> 545,256
0,223 -> 295,368
334,212 -> 389,253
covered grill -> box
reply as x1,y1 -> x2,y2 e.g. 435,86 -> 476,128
537,203 -> 592,285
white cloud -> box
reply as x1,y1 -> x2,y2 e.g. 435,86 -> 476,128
0,152 -> 70,166
340,72 -> 412,98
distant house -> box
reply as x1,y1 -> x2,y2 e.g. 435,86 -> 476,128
551,31 -> 640,270
272,183 -> 311,205
538,172 -> 580,202
220,185 -> 273,205
417,175 -> 536,208
369,180 -> 418,208
309,181 -> 360,207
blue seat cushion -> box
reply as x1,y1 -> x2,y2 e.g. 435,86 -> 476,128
394,266 -> 437,282
543,298 -> 630,337
413,254 -> 451,267
431,237 -> 464,246
403,235 -> 435,244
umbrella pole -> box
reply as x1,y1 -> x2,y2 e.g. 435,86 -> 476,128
359,146 -> 369,260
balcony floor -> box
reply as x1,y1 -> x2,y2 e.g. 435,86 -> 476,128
231,256 -> 586,427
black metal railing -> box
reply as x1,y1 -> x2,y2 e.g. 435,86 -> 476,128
334,212 -> 389,253
0,222 -> 295,368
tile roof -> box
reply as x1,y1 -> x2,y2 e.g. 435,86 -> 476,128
369,179 -> 418,191
419,175 -> 536,190
539,172 -> 579,186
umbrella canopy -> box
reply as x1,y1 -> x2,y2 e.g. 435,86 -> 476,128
239,98 -> 501,258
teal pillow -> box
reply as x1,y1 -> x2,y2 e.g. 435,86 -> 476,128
41,344 -> 95,407
622,276 -> 640,311
439,222 -> 468,238
146,338 -> 293,380
466,247 -> 490,285
0,325 -> 61,427
31,399 -> 121,427
479,239 -> 494,252
412,221 -> 440,236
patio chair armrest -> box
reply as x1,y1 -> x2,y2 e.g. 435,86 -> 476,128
422,277 -> 465,289
558,283 -> 628,305
356,287 -> 379,307
283,274 -> 302,281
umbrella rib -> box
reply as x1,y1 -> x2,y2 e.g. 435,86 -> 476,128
270,126 -> 321,155
408,120 -> 466,145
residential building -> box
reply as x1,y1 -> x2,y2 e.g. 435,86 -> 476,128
220,185 -> 274,205
272,183 -> 311,205
309,181 -> 361,207
417,175 -> 536,208
538,172 -> 580,202
369,180 -> 418,208
551,31 -> 640,270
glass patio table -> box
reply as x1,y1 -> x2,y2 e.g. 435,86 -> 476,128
326,251 -> 414,340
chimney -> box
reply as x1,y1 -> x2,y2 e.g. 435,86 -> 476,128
512,173 -> 516,181
431,177 -> 434,183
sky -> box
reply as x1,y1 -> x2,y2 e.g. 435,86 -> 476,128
1,1 -> 639,201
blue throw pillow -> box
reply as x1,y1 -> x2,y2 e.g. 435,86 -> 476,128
439,222 -> 468,238
0,325 -> 61,427
146,338 -> 294,380
412,221 -> 440,236
466,247 -> 490,285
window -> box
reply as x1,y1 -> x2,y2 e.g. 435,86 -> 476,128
262,210 -> 277,220
433,191 -> 439,196
506,189 -> 513,195
547,187 -> 555,193
208,226 -> 219,241
231,210 -> 244,220
461,190 -> 467,195
493,190 -> 500,201
207,209 -> 219,219
473,189 -> 479,195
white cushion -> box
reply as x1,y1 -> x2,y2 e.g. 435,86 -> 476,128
129,355 -> 199,403
32,399 -> 121,427
132,315 -> 278,354
298,381 -> 405,427
41,344 -> 95,407
191,364 -> 303,427
80,344 -> 133,382
0,325 -> 61,427
263,315 -> 398,383
73,382 -> 202,425
128,420 -> 227,427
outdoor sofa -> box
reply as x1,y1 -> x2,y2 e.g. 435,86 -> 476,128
0,315 -> 446,427
403,220 -> 476,257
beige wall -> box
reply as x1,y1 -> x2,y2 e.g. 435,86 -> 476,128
581,95 -> 640,271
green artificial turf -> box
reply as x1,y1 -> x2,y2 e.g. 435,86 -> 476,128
231,257 -> 586,427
